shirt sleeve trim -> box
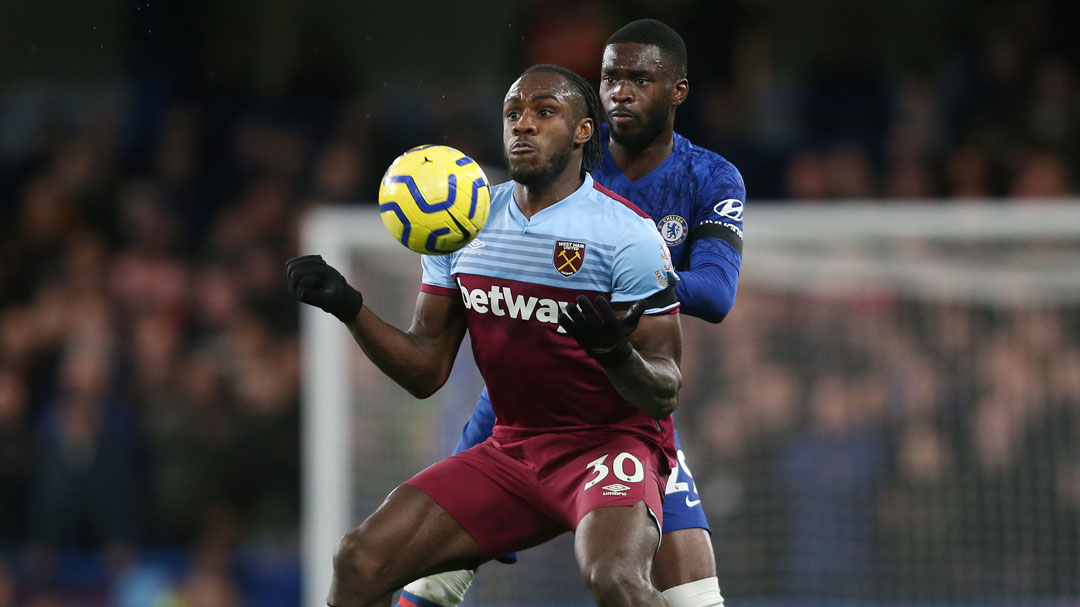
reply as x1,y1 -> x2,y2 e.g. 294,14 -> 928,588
644,301 -> 680,315
420,284 -> 458,297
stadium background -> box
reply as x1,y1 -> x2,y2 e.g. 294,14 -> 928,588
1,0 -> 1078,605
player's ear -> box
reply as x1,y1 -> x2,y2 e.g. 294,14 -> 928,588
575,117 -> 594,145
672,78 -> 689,107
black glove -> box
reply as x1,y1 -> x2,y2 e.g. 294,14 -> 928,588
558,295 -> 646,367
285,255 -> 364,323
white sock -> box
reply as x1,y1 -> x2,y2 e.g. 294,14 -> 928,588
661,577 -> 725,607
401,569 -> 476,607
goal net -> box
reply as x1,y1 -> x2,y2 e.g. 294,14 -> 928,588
301,201 -> 1080,607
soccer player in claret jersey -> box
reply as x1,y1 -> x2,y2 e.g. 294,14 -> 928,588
401,19 -> 743,607
287,64 -> 685,607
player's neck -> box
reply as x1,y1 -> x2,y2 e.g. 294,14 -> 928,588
610,128 -> 675,182
513,169 -> 585,219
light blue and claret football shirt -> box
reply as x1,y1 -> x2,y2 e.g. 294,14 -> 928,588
421,174 -> 679,463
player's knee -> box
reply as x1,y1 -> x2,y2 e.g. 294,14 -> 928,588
581,560 -> 651,604
332,530 -> 391,592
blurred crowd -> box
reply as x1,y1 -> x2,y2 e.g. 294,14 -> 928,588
677,0 -> 1080,200
0,0 -> 1078,604
686,295 -> 1080,600
0,105 -> 306,605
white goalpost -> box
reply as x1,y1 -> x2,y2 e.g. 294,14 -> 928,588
299,209 -> 372,607
301,200 -> 1080,607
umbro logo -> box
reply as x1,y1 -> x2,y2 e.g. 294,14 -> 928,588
602,483 -> 630,496
461,239 -> 485,256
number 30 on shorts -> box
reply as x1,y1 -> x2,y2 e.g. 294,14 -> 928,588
584,452 -> 644,490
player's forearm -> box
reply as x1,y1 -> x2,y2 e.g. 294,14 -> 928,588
602,353 -> 681,419
346,308 -> 453,399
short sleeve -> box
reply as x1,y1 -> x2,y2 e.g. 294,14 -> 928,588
691,162 -> 745,255
611,217 -> 680,312
420,253 -> 456,291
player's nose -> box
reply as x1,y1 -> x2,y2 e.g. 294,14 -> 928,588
609,80 -> 634,102
511,116 -> 537,135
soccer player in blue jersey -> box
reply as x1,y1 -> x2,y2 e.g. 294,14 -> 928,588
401,19 -> 742,607
289,65 -> 686,607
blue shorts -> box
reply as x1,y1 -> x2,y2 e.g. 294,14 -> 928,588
453,388 -> 711,563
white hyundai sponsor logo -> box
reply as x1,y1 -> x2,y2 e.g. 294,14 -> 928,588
712,198 -> 744,221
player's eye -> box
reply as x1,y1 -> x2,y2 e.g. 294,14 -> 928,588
538,108 -> 553,117
636,79 -> 649,86
505,110 -> 520,120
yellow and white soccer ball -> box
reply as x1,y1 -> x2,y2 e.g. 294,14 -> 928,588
378,144 -> 491,254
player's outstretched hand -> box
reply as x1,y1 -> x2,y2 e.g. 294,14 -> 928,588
558,295 -> 646,367
285,254 -> 364,323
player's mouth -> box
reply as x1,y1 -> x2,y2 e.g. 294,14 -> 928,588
609,109 -> 636,124
509,141 -> 537,155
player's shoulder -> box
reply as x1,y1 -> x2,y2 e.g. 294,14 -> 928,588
585,177 -> 651,219
672,131 -> 741,176
673,132 -> 745,195
581,176 -> 659,239
581,179 -> 668,261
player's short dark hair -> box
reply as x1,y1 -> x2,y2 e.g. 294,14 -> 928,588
521,63 -> 603,176
606,19 -> 688,80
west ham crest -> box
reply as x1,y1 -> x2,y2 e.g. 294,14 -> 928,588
553,241 -> 586,277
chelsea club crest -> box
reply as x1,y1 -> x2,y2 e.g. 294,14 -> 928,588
657,215 -> 688,246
